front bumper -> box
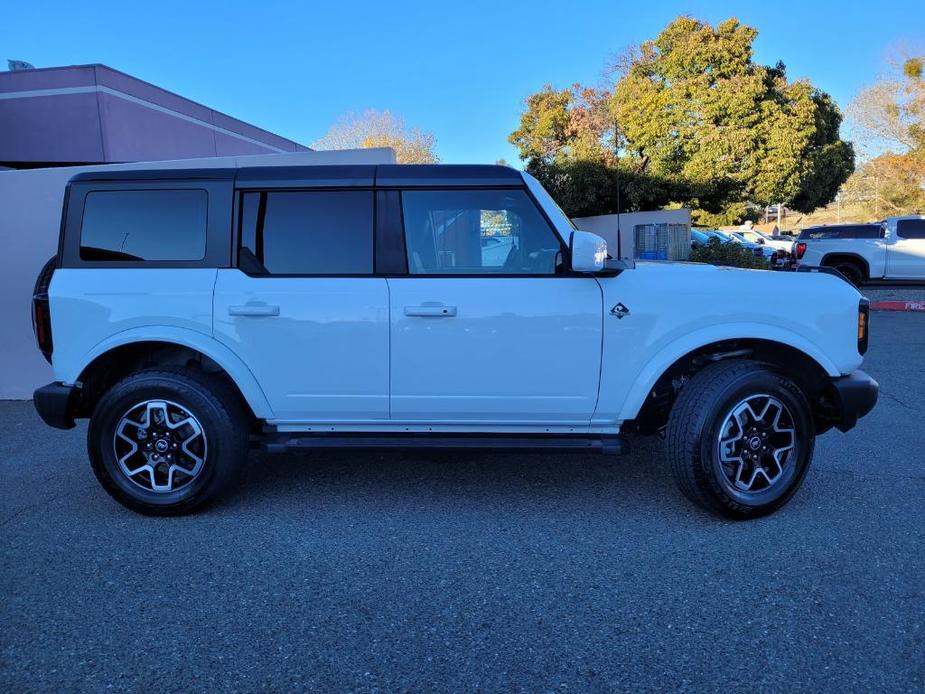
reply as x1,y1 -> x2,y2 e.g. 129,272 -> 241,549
829,370 -> 879,432
33,382 -> 78,430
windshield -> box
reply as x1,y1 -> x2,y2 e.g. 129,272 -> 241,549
732,233 -> 762,247
521,171 -> 578,233
709,230 -> 735,242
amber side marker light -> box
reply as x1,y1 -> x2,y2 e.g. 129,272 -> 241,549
858,299 -> 870,355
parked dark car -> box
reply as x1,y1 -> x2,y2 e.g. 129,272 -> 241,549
707,230 -> 768,258
690,229 -> 713,249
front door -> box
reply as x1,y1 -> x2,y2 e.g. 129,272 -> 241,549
388,188 -> 603,424
213,188 -> 389,422
886,218 -> 925,279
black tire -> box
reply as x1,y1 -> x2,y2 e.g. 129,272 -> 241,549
666,360 -> 815,520
87,368 -> 249,516
828,260 -> 864,287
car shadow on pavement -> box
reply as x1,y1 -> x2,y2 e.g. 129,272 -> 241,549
216,435 -> 703,522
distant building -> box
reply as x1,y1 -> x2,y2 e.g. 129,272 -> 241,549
0,63 -> 309,169
573,209 -> 692,261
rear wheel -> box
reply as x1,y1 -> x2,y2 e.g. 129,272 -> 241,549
666,360 -> 815,519
88,368 -> 248,516
828,259 -> 864,286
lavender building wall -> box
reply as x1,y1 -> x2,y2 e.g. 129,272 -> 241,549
0,64 -> 310,167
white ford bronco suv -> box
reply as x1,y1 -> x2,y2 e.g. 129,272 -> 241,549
32,164 -> 878,519
794,216 -> 925,285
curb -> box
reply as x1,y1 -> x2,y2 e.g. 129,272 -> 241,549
869,300 -> 925,312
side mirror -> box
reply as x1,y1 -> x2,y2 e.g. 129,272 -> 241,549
570,230 -> 607,272
757,238 -> 765,245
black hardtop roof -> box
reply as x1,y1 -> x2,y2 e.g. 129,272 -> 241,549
69,167 -> 238,182
69,164 -> 522,187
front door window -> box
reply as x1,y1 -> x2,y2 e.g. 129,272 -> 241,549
401,189 -> 563,275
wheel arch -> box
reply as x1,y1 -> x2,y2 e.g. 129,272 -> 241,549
67,328 -> 273,420
618,333 -> 838,431
820,252 -> 869,279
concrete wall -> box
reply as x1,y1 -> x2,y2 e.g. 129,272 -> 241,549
573,209 -> 692,261
0,148 -> 396,399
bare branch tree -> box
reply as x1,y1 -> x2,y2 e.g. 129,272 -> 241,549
312,109 -> 439,164
846,45 -> 925,158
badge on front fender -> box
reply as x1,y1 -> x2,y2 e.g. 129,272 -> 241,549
611,303 -> 630,319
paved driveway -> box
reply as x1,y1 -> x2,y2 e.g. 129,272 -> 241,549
1,313 -> 923,692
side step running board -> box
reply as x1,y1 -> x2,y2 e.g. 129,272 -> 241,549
259,433 -> 628,456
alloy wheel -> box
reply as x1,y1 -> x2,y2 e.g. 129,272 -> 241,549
112,400 -> 207,493
716,394 -> 796,494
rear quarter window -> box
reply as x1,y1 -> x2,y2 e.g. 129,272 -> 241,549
799,225 -> 881,240
80,189 -> 208,261
896,219 -> 925,239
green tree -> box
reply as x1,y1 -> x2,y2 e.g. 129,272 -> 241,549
613,17 -> 853,223
509,84 -> 616,166
508,84 -> 668,217
510,17 -> 855,223
313,109 -> 439,164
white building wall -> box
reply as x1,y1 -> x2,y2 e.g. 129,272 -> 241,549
0,149 -> 395,399
572,209 -> 691,261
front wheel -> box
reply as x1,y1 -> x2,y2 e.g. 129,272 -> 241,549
666,360 -> 815,519
88,368 -> 249,516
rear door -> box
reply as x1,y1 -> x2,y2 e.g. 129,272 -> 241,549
886,218 -> 925,279
213,171 -> 389,422
386,186 -> 603,425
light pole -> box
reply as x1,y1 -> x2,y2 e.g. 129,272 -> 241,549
874,176 -> 880,218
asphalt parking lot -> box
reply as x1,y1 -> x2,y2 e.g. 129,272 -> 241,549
1,312 -> 923,692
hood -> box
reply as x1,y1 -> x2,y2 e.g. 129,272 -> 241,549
632,260 -> 858,294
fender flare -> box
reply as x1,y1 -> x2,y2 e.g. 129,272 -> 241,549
615,323 -> 841,422
820,252 -> 870,277
69,326 -> 274,419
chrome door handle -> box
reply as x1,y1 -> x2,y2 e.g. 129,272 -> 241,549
228,303 -> 280,317
404,305 -> 457,317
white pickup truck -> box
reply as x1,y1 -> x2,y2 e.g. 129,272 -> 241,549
31,164 -> 878,520
794,216 -> 925,284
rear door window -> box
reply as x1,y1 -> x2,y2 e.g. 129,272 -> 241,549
80,189 -> 207,261
239,190 -> 373,275
896,219 -> 925,239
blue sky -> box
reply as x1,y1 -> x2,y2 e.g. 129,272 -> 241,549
3,1 -> 923,164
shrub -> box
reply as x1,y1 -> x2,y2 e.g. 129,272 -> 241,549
689,237 -> 768,269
